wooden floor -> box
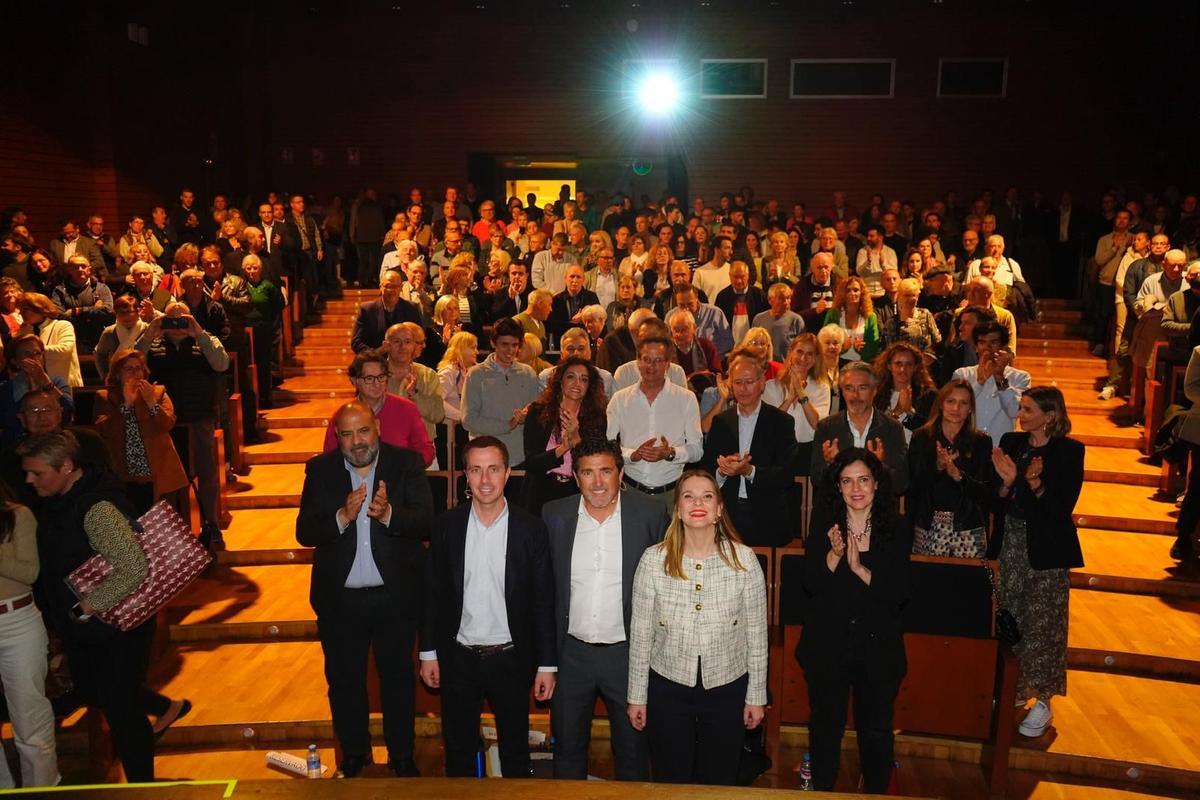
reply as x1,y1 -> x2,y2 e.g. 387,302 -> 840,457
11,293 -> 1197,799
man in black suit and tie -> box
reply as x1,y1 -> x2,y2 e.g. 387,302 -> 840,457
702,353 -> 800,547
549,263 -> 599,342
540,438 -> 667,780
810,362 -> 909,496
490,261 -> 532,319
296,401 -> 433,779
419,436 -> 556,778
350,270 -> 421,352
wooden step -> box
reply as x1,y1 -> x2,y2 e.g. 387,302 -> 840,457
244,426 -> 327,465
1074,529 -> 1199,600
1020,337 -> 1096,355
217,508 -> 311,567
1022,322 -> 1095,339
283,364 -> 347,377
296,328 -> 352,343
306,312 -> 357,325
1059,386 -> 1129,417
322,300 -> 367,313
1068,590 -> 1200,681
1067,415 -> 1144,449
1084,446 -> 1162,486
1037,298 -> 1084,311
262,398 -> 344,428
1010,670 -> 1200,790
169,564 -> 315,643
1073,483 -> 1176,534
272,374 -> 356,401
1017,355 -> 1106,373
226,463 -> 306,509
1039,309 -> 1086,324
287,347 -> 357,367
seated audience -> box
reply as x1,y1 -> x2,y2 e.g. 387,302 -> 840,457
52,256 -> 115,356
873,341 -> 937,439
735,326 -> 783,380
666,307 -> 720,376
520,332 -> 552,375
823,275 -> 880,364
437,331 -> 478,424
539,327 -> 615,397
764,334 -> 834,466
716,261 -> 769,347
752,281 -> 805,359
351,270 -> 421,353
514,288 -> 553,348
880,278 -> 941,356
549,264 -> 599,342
18,293 -> 81,388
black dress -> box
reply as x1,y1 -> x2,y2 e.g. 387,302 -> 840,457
797,506 -> 910,793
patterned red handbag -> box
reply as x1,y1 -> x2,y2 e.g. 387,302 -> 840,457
66,500 -> 212,632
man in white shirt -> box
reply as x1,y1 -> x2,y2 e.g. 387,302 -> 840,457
585,246 -> 619,309
538,327 -> 615,397
855,224 -> 898,297
541,438 -> 667,780
419,437 -> 556,778
531,232 -> 579,294
953,321 -> 1030,446
691,235 -> 734,299
606,331 -> 703,505
611,318 -> 688,392
966,234 -> 1026,287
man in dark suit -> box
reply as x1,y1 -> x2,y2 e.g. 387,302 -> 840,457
541,438 -> 666,780
490,261 -> 532,319
282,193 -> 327,306
702,353 -> 800,547
549,263 -> 599,342
420,436 -> 556,778
295,401 -> 433,778
810,361 -> 909,496
350,270 -> 421,352
792,251 -> 839,331
49,220 -> 105,276
715,261 -> 768,343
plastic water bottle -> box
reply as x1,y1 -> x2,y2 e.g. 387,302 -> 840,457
306,744 -> 321,779
799,752 -> 813,790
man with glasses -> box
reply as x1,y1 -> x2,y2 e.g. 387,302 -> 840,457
810,361 -> 909,497
605,329 -> 702,507
585,248 -> 619,310
537,327 -> 614,397
471,202 -> 506,245
322,349 -> 433,466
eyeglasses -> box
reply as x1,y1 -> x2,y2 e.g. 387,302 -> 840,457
24,406 -> 56,415
355,373 -> 390,384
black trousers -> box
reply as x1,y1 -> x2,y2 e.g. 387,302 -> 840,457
805,660 -> 902,794
552,637 -> 648,780
440,643 -> 532,778
355,242 -> 382,287
1175,444 -> 1200,558
316,587 -> 417,762
63,620 -> 157,782
646,667 -> 747,786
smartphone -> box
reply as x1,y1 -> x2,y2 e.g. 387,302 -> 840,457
161,317 -> 188,330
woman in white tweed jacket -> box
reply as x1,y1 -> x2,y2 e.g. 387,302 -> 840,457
626,469 -> 768,785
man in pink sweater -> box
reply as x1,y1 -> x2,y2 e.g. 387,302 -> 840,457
323,348 -> 434,466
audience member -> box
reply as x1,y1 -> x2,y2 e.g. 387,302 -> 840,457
752,282 -> 805,359
51,256 -> 115,356
716,261 -> 768,348
953,320 -> 1030,446
462,317 -> 541,465
436,331 -> 478,425
18,293 -> 81,388
874,341 -> 937,439
764,334 -> 833,463
351,270 -> 421,352
322,349 -> 434,466
531,232 -> 578,294
810,362 -> 909,495
549,264 -> 599,342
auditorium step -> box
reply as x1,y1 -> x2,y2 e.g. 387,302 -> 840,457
261,398 -> 344,428
1022,322 -> 1095,339
1010,670 -> 1200,794
1021,337 -> 1100,356
226,464 -> 306,509
1073,483 -> 1175,534
1074,529 -> 1198,600
287,346 -> 357,367
244,426 -> 326,465
295,328 -> 352,344
1039,309 -> 1086,325
1083,446 -> 1161,486
168,565 -> 315,643
273,374 -> 356,401
216,508 -> 309,567
1058,386 -> 1128,417
283,364 -> 348,377
1068,590 -> 1200,682
1017,355 -> 1106,373
1065,415 -> 1143,449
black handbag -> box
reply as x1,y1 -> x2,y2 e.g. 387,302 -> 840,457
981,558 -> 1021,647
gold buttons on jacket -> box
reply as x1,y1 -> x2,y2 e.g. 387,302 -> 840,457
695,603 -> 702,611
695,583 -> 702,591
695,563 -> 702,570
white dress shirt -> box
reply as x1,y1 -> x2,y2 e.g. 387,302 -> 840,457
568,497 -> 626,644
714,402 -> 760,499
965,256 -> 1026,287
62,238 -> 78,261
607,380 -> 703,488
953,365 -> 1030,446
763,378 -> 831,444
458,502 -> 512,646
592,269 -> 618,309
848,409 -> 875,448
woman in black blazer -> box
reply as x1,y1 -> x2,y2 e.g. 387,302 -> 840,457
991,386 -> 1084,740
518,357 -> 607,514
798,448 -> 910,793
907,378 -> 996,557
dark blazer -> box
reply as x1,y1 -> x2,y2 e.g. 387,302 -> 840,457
421,501 -> 557,673
296,443 -> 433,619
350,297 -> 422,352
791,274 -> 839,331
714,285 -> 769,328
490,287 -> 532,320
541,490 -> 668,652
797,505 -> 909,680
701,403 -> 799,546
595,327 -> 637,372
810,411 -> 909,495
518,401 -> 606,514
995,432 -> 1084,570
548,288 -> 600,339
906,427 -> 995,532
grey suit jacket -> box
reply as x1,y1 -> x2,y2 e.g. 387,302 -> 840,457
541,489 -> 668,652
50,237 -> 105,275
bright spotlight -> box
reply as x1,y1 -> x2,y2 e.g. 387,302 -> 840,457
636,71 -> 681,116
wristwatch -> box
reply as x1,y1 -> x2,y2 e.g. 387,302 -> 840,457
665,448 -> 676,462
798,395 -> 810,406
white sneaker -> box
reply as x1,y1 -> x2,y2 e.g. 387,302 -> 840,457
1098,386 -> 1116,401
1019,699 -> 1052,737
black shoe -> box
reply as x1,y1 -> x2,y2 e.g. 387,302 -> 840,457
387,757 -> 420,777
336,753 -> 373,779
200,523 -> 225,552
154,698 -> 193,740
1171,541 -> 1183,560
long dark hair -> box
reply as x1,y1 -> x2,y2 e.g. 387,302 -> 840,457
873,340 -> 934,409
0,479 -> 16,545
917,378 -> 979,452
535,356 -> 607,436
820,447 -> 898,542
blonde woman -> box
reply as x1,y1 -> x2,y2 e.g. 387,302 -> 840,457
764,333 -> 832,446
761,231 -> 801,286
519,332 -> 551,375
817,324 -> 847,415
437,331 -> 478,422
736,326 -> 782,380
17,293 -> 81,388
627,469 -> 768,785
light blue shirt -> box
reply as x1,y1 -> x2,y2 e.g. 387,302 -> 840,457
341,458 -> 384,588
715,401 -> 760,499
694,302 -> 733,354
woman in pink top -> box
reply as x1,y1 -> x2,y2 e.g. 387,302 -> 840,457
322,348 -> 434,466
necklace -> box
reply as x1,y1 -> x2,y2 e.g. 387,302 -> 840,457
846,517 -> 872,543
